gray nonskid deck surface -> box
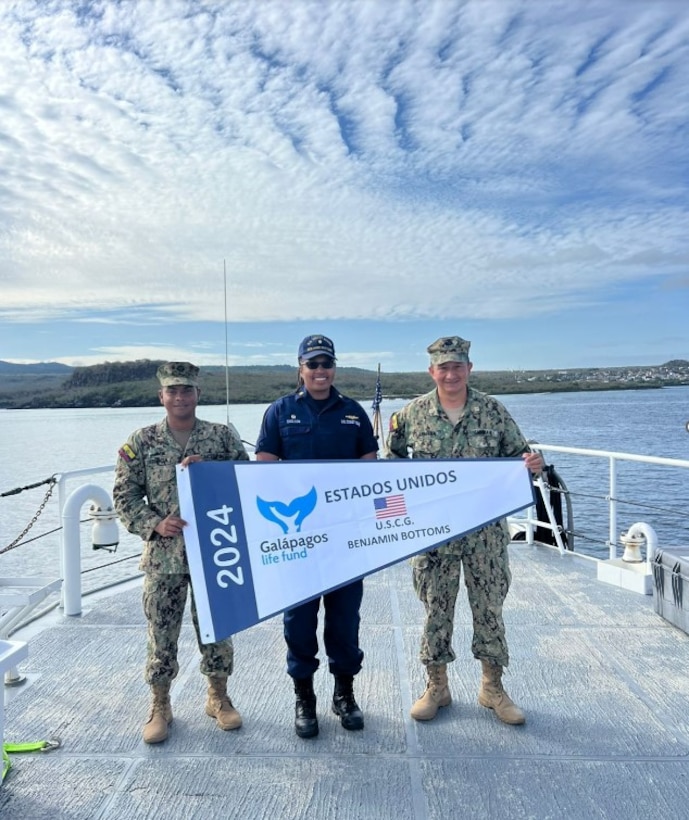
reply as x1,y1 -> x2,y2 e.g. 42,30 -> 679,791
2,545 -> 689,820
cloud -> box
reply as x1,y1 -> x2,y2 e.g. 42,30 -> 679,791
0,1 -> 687,369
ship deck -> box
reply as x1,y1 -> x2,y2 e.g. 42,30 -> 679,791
2,543 -> 689,820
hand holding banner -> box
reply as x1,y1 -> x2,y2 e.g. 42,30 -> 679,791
177,458 -> 534,644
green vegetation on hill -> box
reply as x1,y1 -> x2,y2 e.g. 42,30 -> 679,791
0,359 -> 688,409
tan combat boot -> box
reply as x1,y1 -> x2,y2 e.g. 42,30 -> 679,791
143,683 -> 172,744
478,659 -> 525,725
410,664 -> 451,721
205,675 -> 242,730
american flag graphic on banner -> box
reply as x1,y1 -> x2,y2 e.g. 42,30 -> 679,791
373,494 -> 407,519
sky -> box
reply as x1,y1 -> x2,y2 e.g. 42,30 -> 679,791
1,0 -> 688,374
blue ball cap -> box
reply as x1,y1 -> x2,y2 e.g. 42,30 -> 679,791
298,334 -> 336,361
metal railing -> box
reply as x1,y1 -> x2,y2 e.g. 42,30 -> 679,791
510,444 -> 689,561
1,466 -> 121,680
57,468 -> 119,615
22,447 -> 689,619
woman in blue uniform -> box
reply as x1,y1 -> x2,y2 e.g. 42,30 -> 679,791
255,334 -> 378,738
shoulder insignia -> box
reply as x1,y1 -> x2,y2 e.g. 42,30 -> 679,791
389,413 -> 399,432
118,444 -> 136,462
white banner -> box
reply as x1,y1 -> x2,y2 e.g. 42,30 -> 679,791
177,458 -> 534,643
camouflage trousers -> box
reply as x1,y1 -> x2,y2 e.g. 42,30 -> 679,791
143,572 -> 234,686
411,535 -> 511,668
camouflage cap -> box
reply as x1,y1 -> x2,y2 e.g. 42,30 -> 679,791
298,334 -> 336,361
156,361 -> 200,387
427,336 -> 471,365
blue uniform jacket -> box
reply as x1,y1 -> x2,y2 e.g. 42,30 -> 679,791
256,387 -> 378,460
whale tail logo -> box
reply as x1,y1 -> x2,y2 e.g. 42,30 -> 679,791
256,486 -> 318,533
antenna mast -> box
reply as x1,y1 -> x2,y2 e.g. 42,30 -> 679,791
224,259 -> 230,428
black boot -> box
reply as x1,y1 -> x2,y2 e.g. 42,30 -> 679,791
332,674 -> 364,731
293,677 -> 318,739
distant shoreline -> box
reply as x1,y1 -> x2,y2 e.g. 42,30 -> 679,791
1,378 -> 684,411
1,359 -> 687,410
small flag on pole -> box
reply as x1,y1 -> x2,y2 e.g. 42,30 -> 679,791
371,364 -> 383,442
372,370 -> 382,414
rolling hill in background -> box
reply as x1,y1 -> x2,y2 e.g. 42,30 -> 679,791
0,359 -> 688,410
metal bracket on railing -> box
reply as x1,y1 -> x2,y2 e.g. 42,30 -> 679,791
534,474 -> 568,555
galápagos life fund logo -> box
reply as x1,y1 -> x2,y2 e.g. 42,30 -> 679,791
256,486 -> 327,564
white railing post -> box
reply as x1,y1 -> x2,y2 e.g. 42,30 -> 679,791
608,455 -> 618,560
60,484 -> 117,616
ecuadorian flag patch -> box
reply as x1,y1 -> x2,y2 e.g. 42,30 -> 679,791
118,444 -> 136,462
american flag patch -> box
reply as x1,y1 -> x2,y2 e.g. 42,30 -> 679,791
118,444 -> 136,462
373,494 -> 407,519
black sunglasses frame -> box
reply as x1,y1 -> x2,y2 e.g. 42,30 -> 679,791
302,358 -> 335,370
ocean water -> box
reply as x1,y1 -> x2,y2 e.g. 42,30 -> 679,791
1,387 -> 688,587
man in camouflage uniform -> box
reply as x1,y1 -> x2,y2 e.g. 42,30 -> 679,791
113,362 -> 250,744
386,337 -> 543,725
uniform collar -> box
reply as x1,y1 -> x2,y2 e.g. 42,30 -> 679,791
296,386 -> 344,407
160,418 -> 197,437
432,387 -> 473,418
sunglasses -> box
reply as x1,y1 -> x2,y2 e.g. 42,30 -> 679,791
302,358 -> 335,370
